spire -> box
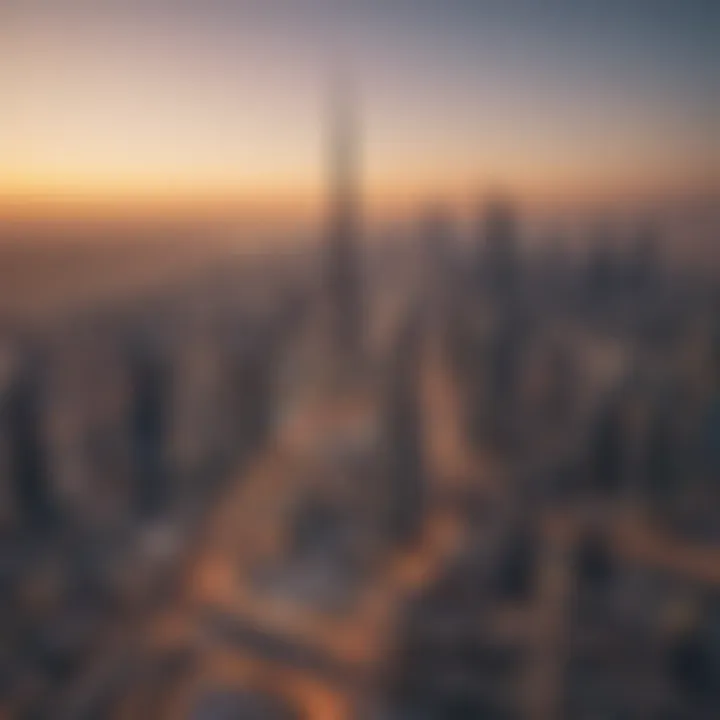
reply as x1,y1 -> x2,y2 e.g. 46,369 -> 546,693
329,72 -> 357,210
325,70 -> 363,363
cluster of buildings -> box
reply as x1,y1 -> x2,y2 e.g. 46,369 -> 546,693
378,197 -> 720,719
2,93 -> 719,720
0,264 -> 303,718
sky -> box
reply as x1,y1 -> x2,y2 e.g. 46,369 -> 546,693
1,0 -> 718,217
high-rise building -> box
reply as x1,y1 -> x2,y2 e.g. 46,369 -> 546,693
229,324 -> 276,457
419,205 -> 456,311
585,227 -> 618,309
588,399 -> 625,498
478,198 -> 520,301
5,354 -> 54,531
644,401 -> 678,524
128,339 -> 170,519
484,314 -> 524,450
627,225 -> 660,294
381,309 -> 426,544
324,78 -> 363,365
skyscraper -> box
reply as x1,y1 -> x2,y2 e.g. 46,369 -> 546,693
382,309 -> 425,544
324,77 -> 363,366
6,354 -> 54,531
128,339 -> 170,520
478,198 -> 519,302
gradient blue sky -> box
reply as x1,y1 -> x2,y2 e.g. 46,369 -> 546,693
1,0 -> 718,209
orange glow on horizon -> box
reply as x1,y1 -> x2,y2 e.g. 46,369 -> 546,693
0,173 -> 717,225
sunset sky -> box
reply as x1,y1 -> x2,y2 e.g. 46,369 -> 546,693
1,0 -> 718,217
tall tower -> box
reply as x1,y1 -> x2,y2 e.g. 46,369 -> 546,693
480,197 -> 519,301
324,76 -> 363,365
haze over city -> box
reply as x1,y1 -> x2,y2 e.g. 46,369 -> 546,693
1,3 -> 720,720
